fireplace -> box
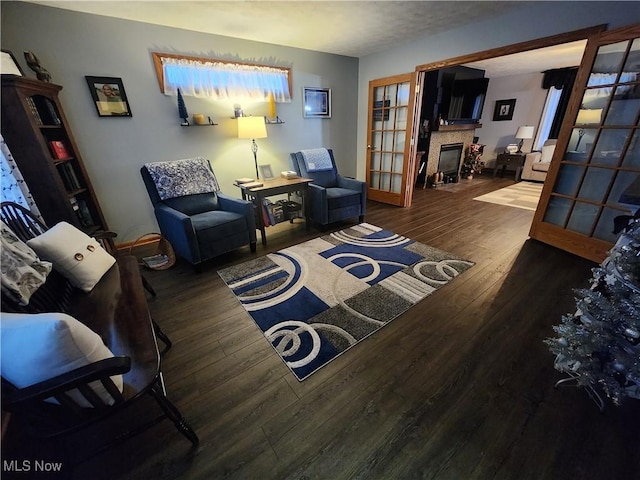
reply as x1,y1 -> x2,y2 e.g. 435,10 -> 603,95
438,143 -> 464,178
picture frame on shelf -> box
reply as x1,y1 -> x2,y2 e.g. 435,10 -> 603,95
493,99 -> 516,121
1,50 -> 24,76
85,76 -> 132,117
259,164 -> 275,180
303,87 -> 331,118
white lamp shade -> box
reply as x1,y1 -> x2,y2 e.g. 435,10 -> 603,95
576,109 -> 602,125
237,116 -> 267,139
515,125 -> 535,139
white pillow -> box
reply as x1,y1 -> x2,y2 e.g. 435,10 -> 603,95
540,144 -> 556,163
0,312 -> 124,407
26,222 -> 115,292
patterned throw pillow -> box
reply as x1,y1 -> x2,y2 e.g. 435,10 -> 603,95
0,220 -> 52,305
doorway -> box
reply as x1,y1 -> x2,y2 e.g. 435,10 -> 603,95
401,24 -> 608,207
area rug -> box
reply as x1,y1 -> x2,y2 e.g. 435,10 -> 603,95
218,223 -> 474,381
473,181 -> 543,211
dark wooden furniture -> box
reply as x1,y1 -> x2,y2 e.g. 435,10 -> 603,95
0,204 -> 196,467
493,152 -> 525,181
1,75 -> 109,242
237,177 -> 313,245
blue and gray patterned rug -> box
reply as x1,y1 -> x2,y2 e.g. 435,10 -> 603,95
218,223 -> 474,381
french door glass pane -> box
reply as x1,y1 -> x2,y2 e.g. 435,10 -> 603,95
608,170 -> 639,205
594,206 -> 626,243
566,201 -> 599,235
370,153 -> 381,171
591,41 -> 628,75
592,129 -> 631,166
391,173 -> 402,193
370,172 -> 380,189
392,154 -> 404,173
380,173 -> 391,190
622,130 -> 640,169
603,85 -> 640,126
382,132 -> 395,151
397,83 -> 410,106
554,164 -> 584,196
577,167 -> 614,201
381,153 -> 392,171
543,196 -> 572,226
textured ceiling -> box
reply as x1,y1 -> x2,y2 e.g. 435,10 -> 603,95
23,0 -> 585,75
25,1 -> 531,58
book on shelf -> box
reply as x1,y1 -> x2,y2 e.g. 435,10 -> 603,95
44,98 -> 61,125
49,140 -> 71,159
26,97 -> 43,125
76,198 -> 94,226
57,163 -> 75,191
142,253 -> 170,269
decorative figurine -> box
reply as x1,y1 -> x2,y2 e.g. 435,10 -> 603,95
24,51 -> 51,82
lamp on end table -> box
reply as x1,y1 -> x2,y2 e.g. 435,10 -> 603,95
515,125 -> 535,153
237,116 -> 268,179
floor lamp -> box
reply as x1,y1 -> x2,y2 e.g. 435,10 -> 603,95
237,116 -> 268,179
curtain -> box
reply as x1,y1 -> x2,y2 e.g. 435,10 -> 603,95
162,57 -> 292,101
542,67 -> 578,139
0,135 -> 43,221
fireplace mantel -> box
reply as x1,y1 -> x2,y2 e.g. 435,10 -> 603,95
436,123 -> 482,132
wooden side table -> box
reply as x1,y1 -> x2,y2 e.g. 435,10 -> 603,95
236,177 -> 313,245
494,153 -> 526,181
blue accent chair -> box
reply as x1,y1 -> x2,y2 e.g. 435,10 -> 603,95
140,159 -> 256,267
289,148 -> 366,227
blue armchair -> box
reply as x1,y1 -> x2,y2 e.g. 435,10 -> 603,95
289,148 -> 366,227
140,157 -> 256,267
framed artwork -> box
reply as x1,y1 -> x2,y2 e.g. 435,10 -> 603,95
1,50 -> 23,76
303,87 -> 331,118
259,164 -> 274,180
493,99 -> 516,121
85,76 -> 132,117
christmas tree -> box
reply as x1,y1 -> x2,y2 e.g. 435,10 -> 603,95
177,88 -> 189,125
546,213 -> 640,408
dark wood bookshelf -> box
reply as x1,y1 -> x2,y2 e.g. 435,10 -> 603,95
1,75 -> 109,234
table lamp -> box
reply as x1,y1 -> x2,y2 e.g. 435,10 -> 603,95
515,125 -> 535,153
237,116 -> 267,179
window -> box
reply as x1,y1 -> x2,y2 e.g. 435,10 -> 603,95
534,87 -> 562,150
152,52 -> 292,101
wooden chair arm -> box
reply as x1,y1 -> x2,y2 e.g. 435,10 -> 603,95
2,356 -> 131,408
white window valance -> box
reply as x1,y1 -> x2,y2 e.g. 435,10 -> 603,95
152,52 -> 292,102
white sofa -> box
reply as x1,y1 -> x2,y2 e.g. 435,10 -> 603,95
522,139 -> 556,182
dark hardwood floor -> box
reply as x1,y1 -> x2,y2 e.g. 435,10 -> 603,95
4,175 -> 640,479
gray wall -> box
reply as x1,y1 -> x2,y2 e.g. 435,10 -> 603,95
479,72 -> 548,166
1,2 -> 359,242
357,2 -> 640,181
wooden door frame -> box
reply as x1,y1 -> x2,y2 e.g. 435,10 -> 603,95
403,24 -> 607,206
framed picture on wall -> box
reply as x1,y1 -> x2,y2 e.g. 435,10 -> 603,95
85,76 -> 132,117
493,99 -> 516,121
303,87 -> 331,118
